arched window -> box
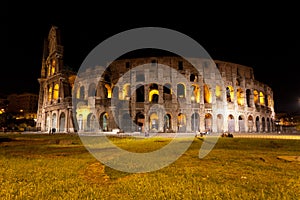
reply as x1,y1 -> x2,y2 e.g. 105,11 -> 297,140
163,84 -> 172,101
51,59 -> 56,75
88,83 -> 96,97
237,88 -> 244,106
204,84 -> 211,103
48,87 -> 52,101
112,86 -> 119,99
253,90 -> 259,105
53,84 -> 59,100
215,85 -> 222,101
177,83 -> 185,98
149,84 -> 159,103
59,113 -> 65,132
246,89 -> 251,107
226,86 -> 234,102
123,84 -> 131,100
259,92 -> 265,106
191,84 -> 200,103
79,86 -> 85,99
136,85 -> 144,102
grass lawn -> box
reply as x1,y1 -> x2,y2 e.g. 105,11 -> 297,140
0,133 -> 299,199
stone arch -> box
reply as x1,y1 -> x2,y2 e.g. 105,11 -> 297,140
238,115 -> 245,132
88,83 -> 96,97
99,112 -> 109,131
105,84 -> 112,98
149,83 -> 159,103
253,90 -> 259,105
205,113 -> 213,132
52,113 -> 57,131
122,113 -> 132,132
191,84 -> 200,103
204,84 -> 211,103
46,113 -> 50,131
78,114 -> 83,131
259,92 -> 265,106
53,84 -> 59,100
261,117 -> 266,132
87,113 -> 97,131
48,86 -> 52,101
163,83 -> 172,101
226,86 -> 234,103
217,114 -> 223,133
267,118 -> 271,132
255,116 -> 260,132
177,113 -> 186,132
228,114 -> 235,133
164,113 -> 172,132
246,89 -> 251,107
215,85 -> 222,101
59,112 -> 65,132
136,84 -> 144,102
135,112 -> 145,132
149,112 -> 159,131
79,86 -> 85,99
247,115 -> 254,132
191,112 -> 200,132
177,83 -> 185,98
112,86 -> 119,99
123,84 -> 131,100
237,88 -> 244,106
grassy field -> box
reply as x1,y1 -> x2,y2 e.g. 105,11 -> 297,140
0,133 -> 299,200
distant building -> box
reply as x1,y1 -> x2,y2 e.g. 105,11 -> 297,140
7,93 -> 38,120
37,26 -> 276,133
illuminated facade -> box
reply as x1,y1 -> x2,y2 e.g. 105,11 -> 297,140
37,26 -> 276,133
36,26 -> 76,133
75,57 -> 276,134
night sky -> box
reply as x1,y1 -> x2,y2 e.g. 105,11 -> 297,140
3,2 -> 300,113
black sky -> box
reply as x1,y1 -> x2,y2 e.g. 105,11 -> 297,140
4,2 -> 300,113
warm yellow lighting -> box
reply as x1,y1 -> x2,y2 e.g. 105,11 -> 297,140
20,109 -> 23,112
237,88 -> 244,106
149,113 -> 159,130
105,84 -> 112,98
191,96 -> 195,102
259,92 -> 265,106
204,84 -> 212,103
191,84 -> 200,103
228,86 -> 234,101
48,66 -> 51,76
268,95 -> 272,107
215,85 -> 222,100
51,59 -> 56,75
48,87 -> 52,101
53,84 -> 59,100
177,113 -> 186,126
76,87 -> 80,99
149,89 -> 159,102
253,90 -> 259,104
123,84 -> 131,100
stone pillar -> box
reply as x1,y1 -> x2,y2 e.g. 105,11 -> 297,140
158,85 -> 163,104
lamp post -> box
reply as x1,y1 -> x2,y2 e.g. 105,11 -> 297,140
275,119 -> 280,134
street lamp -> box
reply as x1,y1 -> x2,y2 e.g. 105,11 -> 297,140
275,119 -> 280,134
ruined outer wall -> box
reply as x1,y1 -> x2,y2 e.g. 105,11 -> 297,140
74,56 -> 275,133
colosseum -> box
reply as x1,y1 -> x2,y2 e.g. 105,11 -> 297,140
36,26 -> 276,134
